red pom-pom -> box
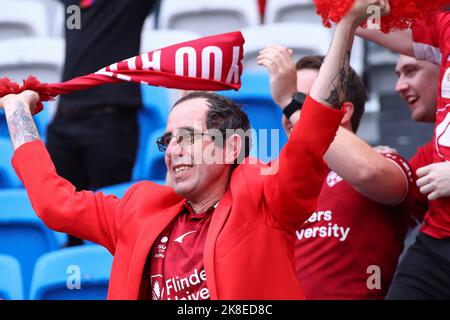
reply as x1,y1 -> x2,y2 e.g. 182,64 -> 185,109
0,76 -> 57,115
313,0 -> 448,32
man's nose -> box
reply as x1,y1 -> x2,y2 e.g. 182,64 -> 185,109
395,77 -> 409,93
166,137 -> 183,158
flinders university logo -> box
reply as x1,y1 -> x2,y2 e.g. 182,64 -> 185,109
326,171 -> 343,188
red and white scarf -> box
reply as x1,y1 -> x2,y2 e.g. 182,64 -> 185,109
0,31 -> 245,115
314,0 -> 448,32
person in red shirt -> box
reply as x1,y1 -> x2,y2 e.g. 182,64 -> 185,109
357,8 -> 450,299
0,0 -> 392,300
385,54 -> 450,299
258,49 -> 418,299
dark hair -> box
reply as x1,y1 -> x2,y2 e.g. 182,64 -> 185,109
296,55 -> 368,132
172,92 -> 252,165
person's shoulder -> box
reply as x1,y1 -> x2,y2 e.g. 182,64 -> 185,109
233,157 -> 274,175
122,181 -> 181,205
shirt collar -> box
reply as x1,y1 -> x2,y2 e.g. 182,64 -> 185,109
184,201 -> 218,219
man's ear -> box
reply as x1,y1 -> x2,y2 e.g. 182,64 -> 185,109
224,134 -> 243,165
341,102 -> 355,126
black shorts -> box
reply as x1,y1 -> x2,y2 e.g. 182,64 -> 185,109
386,232 -> 450,300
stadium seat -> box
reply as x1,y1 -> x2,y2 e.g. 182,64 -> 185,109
220,72 -> 287,163
132,86 -> 170,181
139,128 -> 167,181
263,2 -> 365,76
158,0 -> 260,36
97,182 -> 135,199
140,29 -> 200,53
350,37 -> 365,76
0,0 -> 49,40
98,180 -> 166,198
241,23 -> 331,72
0,111 -> 6,139
366,42 -> 400,94
142,13 -> 157,32
0,188 -> 61,296
0,254 -> 23,300
33,101 -> 53,142
0,37 -> 65,84
38,0 -> 65,38
0,37 -> 64,139
0,138 -> 22,188
264,0 -> 322,25
29,245 -> 113,300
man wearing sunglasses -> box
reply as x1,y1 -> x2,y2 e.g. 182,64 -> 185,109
0,0 -> 386,300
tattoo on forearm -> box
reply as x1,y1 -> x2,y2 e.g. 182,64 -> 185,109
7,101 -> 39,149
324,50 -> 351,110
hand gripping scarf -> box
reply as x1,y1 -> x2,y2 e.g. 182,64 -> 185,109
313,0 -> 448,32
0,31 -> 245,115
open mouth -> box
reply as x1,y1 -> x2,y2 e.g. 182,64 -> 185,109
173,164 -> 194,175
406,96 -> 419,105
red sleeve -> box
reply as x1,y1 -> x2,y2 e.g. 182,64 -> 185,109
263,96 -> 344,232
399,141 -> 436,220
11,140 -> 138,253
381,152 -> 414,199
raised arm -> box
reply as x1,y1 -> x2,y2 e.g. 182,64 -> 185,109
356,27 -> 414,56
0,91 -> 127,252
257,49 -> 409,205
257,1 -> 392,230
309,0 -> 391,108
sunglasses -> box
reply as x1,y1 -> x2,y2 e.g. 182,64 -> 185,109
156,128 -> 217,152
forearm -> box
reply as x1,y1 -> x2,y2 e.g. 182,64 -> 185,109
3,99 -> 40,150
356,27 -> 414,56
265,96 -> 344,230
309,18 -> 357,109
324,127 -> 408,205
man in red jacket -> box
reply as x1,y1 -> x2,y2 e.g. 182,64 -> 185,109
0,0 -> 387,300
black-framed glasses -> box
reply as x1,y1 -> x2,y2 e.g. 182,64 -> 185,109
156,128 -> 217,152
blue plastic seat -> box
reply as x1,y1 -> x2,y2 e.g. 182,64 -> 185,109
140,128 -> 167,181
29,245 -> 113,300
132,85 -> 170,181
33,102 -> 52,142
0,254 -> 24,300
98,180 -> 166,198
220,72 -> 288,163
0,188 -> 60,297
0,111 -> 8,139
97,182 -> 135,198
0,138 -> 22,188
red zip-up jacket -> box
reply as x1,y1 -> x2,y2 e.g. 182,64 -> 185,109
12,96 -> 343,299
